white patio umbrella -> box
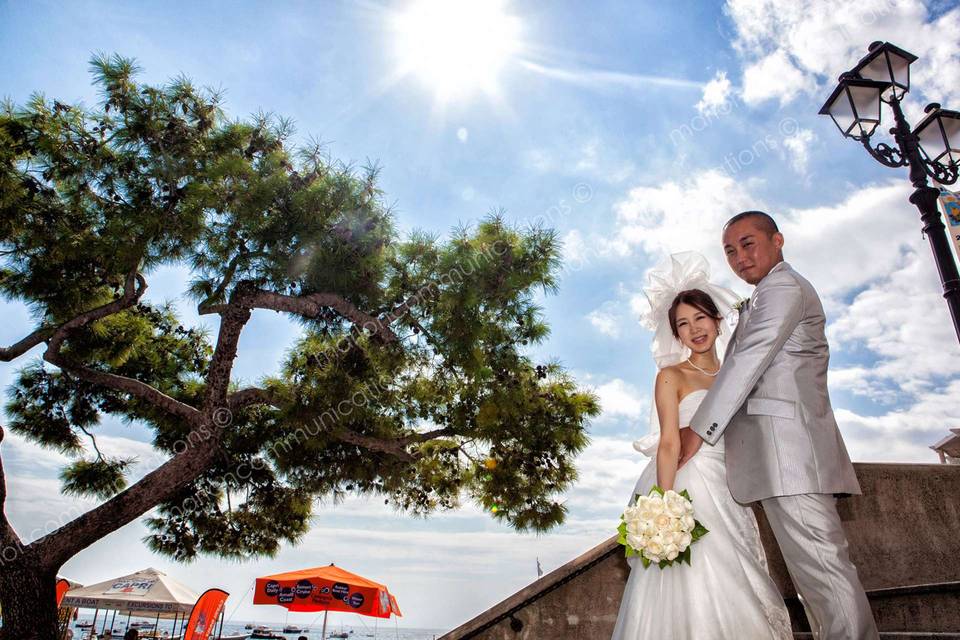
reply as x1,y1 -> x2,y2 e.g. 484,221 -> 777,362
62,567 -> 200,636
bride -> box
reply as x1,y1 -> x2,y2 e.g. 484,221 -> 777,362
611,253 -> 791,640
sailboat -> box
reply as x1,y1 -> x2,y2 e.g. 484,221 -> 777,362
328,625 -> 353,639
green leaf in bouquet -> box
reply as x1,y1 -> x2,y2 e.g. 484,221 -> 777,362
680,489 -> 692,502
640,555 -> 651,568
692,521 -> 709,539
617,520 -> 628,545
625,546 -> 637,558
680,547 -> 692,566
648,484 -> 665,497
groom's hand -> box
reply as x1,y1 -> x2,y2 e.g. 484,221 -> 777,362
678,428 -> 704,468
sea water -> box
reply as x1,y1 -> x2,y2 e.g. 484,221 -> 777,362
71,618 -> 447,640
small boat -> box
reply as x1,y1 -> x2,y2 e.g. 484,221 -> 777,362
77,622 -> 94,629
250,627 -> 284,639
282,626 -> 302,633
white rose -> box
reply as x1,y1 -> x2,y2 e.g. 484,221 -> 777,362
670,517 -> 684,532
666,496 -> 686,517
663,489 -> 680,501
665,544 -> 679,561
644,539 -> 664,560
642,521 -> 657,536
647,498 -> 665,515
635,496 -> 651,510
626,534 -> 645,550
682,514 -> 695,531
626,520 -> 643,535
679,532 -> 693,548
684,500 -> 695,514
639,507 -> 657,522
653,513 -> 672,529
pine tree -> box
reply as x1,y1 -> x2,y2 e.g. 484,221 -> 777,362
0,54 -> 599,638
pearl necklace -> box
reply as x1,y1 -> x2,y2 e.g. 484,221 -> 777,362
686,358 -> 720,377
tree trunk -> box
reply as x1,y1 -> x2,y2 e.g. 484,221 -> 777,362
0,549 -> 60,640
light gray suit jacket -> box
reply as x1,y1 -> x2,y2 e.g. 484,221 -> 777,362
690,261 -> 861,504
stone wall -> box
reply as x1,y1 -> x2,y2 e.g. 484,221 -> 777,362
440,463 -> 960,640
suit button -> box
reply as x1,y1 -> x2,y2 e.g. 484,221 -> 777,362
711,423 -> 718,428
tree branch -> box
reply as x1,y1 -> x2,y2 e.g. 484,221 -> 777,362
0,427 -> 24,550
45,270 -> 147,355
334,428 -> 417,463
200,288 -> 405,344
202,301 -> 252,411
196,247 -> 267,313
1,270 -> 147,362
30,423 -> 220,570
42,269 -> 202,424
0,326 -> 55,362
43,354 -> 202,424
401,427 -> 456,444
227,387 -> 278,412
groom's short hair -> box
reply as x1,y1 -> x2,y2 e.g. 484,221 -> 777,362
725,211 -> 779,237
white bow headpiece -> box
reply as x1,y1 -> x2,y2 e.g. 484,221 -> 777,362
638,251 -> 741,369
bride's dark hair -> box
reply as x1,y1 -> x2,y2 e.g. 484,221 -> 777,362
668,289 -> 722,339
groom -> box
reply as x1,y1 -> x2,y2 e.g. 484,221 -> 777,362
678,211 -> 878,639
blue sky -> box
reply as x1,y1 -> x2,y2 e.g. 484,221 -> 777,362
2,0 -> 960,630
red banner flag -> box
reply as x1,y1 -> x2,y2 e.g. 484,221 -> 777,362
55,578 -> 71,606
184,588 -> 229,640
388,593 -> 403,617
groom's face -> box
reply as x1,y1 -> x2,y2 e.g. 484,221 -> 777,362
722,218 -> 784,285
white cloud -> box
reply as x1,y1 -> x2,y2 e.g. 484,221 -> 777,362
827,248 -> 959,396
602,169 -> 763,274
696,70 -> 733,114
523,136 -> 636,184
521,60 -> 704,92
835,379 -> 960,463
781,127 -> 816,175
591,377 -> 649,422
586,301 -> 624,338
741,50 -> 816,106
725,0 -> 960,109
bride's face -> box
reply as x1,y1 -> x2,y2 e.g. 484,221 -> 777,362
674,303 -> 719,353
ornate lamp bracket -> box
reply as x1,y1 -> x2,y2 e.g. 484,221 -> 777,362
861,134 -> 908,169
925,159 -> 959,186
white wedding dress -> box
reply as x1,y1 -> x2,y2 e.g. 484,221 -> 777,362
611,389 -> 793,640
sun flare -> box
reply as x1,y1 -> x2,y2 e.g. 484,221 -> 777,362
391,0 -> 522,102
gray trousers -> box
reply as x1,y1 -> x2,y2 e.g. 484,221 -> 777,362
761,494 -> 879,640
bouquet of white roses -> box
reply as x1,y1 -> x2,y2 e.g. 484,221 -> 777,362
617,485 -> 709,568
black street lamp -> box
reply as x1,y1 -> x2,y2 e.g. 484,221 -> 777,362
820,41 -> 960,344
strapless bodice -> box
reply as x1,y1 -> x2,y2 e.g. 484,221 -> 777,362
678,389 -> 709,426
632,388 -> 722,455
679,389 -> 723,452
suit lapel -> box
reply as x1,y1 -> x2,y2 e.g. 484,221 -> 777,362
724,261 -> 787,359
726,303 -> 748,358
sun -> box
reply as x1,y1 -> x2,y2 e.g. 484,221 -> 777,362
390,0 -> 523,103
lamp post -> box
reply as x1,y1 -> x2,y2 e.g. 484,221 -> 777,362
820,41 -> 960,344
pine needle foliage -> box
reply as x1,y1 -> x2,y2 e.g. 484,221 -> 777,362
0,54 -> 600,565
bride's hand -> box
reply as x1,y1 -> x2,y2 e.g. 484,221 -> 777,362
678,427 -> 704,468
